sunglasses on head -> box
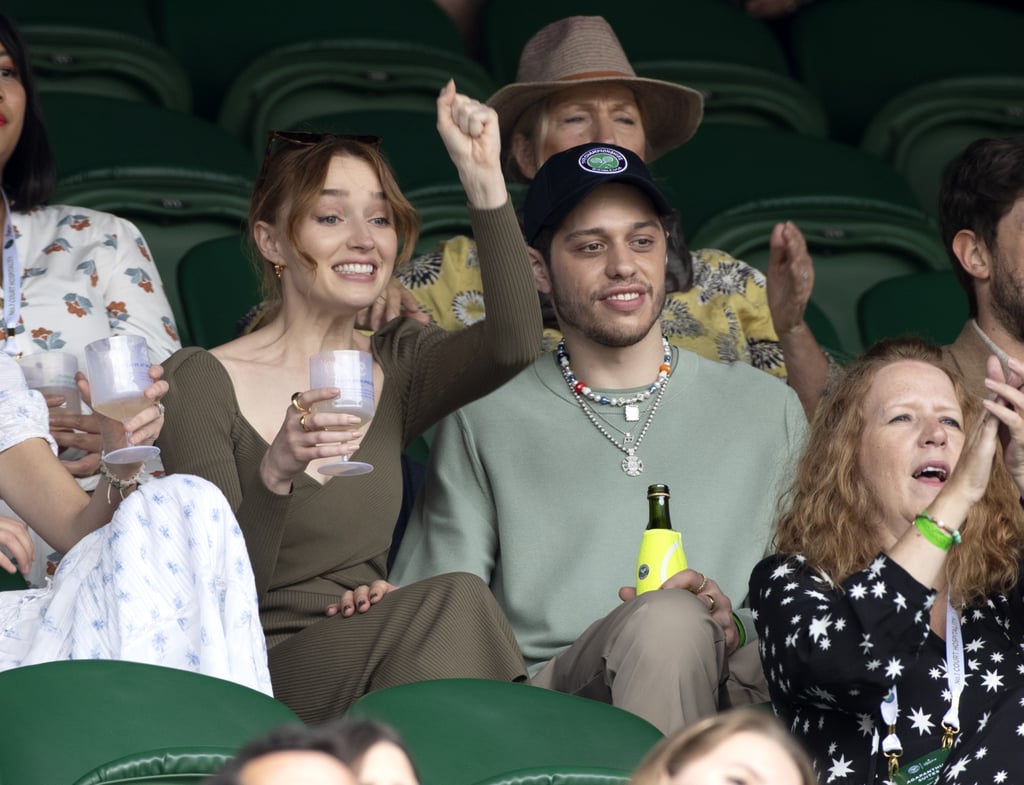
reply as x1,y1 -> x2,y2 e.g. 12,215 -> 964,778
257,130 -> 384,185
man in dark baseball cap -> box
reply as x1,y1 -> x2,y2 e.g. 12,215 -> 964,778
393,141 -> 808,734
523,143 -> 674,247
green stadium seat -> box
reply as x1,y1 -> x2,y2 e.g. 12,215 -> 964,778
219,40 -> 496,157
346,678 -> 663,785
861,78 -> 1024,217
157,0 -> 470,120
789,0 -> 1024,145
177,234 -> 260,350
653,124 -> 922,238
6,0 -> 191,111
635,61 -> 827,136
0,660 -> 298,785
857,271 -> 967,349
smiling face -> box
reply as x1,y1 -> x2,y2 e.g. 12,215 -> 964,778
857,360 -> 965,538
540,182 -> 666,348
277,153 -> 398,313
0,45 -> 26,174
661,731 -> 804,785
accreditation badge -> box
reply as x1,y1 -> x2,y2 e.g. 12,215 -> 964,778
891,747 -> 950,785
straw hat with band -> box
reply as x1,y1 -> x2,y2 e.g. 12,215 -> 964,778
488,16 -> 705,182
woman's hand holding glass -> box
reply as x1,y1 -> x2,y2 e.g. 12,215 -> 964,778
81,364 -> 168,461
259,387 -> 367,493
84,336 -> 166,464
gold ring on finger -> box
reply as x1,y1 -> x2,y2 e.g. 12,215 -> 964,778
703,593 -> 716,612
300,413 -> 311,432
291,392 -> 308,412
694,572 -> 708,594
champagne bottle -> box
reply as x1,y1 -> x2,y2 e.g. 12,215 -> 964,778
635,483 -> 687,595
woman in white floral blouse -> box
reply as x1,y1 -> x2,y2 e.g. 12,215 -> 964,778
751,337 -> 1024,784
0,13 -> 184,584
0,353 -> 270,692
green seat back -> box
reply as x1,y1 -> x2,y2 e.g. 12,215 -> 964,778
157,0 -> 468,119
482,0 -> 789,86
652,125 -> 921,239
178,234 -> 260,350
6,0 -> 190,111
346,678 -> 663,785
861,77 -> 1024,218
857,271 -> 967,349
0,660 -> 299,785
790,0 -> 1024,144
691,198 -> 947,356
633,61 -> 827,136
42,93 -> 256,346
220,41 -> 496,157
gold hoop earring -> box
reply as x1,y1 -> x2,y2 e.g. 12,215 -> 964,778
272,263 -> 283,279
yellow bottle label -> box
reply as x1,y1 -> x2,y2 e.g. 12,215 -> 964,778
635,529 -> 687,595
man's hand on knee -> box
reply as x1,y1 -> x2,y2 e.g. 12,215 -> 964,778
620,568 -> 741,654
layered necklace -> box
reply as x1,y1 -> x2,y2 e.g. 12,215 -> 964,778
557,335 -> 672,477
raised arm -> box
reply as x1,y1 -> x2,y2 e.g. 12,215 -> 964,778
766,221 -> 830,417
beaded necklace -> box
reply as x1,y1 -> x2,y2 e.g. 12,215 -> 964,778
557,336 -> 673,476
557,334 -> 671,422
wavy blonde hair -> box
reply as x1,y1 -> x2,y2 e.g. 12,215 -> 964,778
775,337 -> 1024,606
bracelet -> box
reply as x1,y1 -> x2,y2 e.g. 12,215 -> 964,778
732,613 -> 747,648
914,512 -> 961,551
98,461 -> 143,503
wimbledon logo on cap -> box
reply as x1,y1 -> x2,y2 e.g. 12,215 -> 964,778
578,147 -> 627,175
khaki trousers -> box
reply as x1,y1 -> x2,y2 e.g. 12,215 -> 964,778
529,589 -> 768,734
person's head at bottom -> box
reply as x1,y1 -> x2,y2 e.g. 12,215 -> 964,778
331,719 -> 419,785
205,724 -> 357,785
629,707 -> 816,785
206,720 -> 418,785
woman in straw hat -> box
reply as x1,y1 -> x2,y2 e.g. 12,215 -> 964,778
394,15 -> 829,418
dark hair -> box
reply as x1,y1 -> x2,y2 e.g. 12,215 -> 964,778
0,13 -> 56,209
205,719 -> 417,785
330,719 -> 418,780
938,136 -> 1024,317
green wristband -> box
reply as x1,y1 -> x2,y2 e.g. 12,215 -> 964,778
914,515 -> 953,551
732,613 -> 747,648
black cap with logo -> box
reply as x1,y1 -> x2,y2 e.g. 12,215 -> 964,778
523,143 -> 672,246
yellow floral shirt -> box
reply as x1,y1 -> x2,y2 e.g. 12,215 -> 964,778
398,236 -> 788,380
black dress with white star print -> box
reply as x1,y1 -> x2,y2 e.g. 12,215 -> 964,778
750,553 -> 1024,785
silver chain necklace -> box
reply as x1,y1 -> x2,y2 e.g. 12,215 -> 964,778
570,371 -> 669,477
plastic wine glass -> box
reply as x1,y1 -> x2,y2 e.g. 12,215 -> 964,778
21,350 -> 88,462
309,349 -> 375,476
84,335 -> 161,464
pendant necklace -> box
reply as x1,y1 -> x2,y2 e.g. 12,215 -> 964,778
557,334 -> 671,422
557,336 -> 672,476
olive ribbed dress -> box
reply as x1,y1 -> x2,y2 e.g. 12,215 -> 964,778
158,201 -> 541,722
